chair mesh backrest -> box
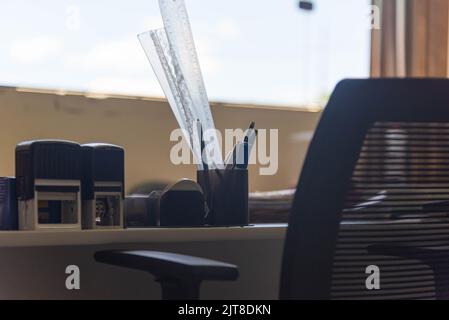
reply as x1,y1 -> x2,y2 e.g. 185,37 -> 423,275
331,121 -> 449,300
280,79 -> 449,300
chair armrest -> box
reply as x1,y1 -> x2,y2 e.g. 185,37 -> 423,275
95,250 -> 239,281
95,250 -> 239,299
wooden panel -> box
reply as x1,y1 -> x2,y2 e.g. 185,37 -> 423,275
427,0 -> 449,77
371,0 -> 383,77
380,0 -> 397,76
396,0 -> 407,76
372,0 -> 449,77
406,0 -> 428,76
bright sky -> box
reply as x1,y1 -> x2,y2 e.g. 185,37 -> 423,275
0,0 -> 371,107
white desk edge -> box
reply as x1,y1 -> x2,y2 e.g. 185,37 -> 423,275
0,223 -> 287,247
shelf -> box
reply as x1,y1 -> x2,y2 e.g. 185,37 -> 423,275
0,223 -> 287,247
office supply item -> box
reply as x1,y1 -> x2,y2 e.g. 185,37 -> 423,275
138,0 -> 223,168
16,140 -> 82,230
224,150 -> 233,168
138,29 -> 202,167
0,177 -> 18,230
242,122 -> 257,169
95,79 -> 449,300
244,121 -> 256,137
199,122 -> 208,171
195,119 -> 204,170
226,137 -> 253,169
197,121 -> 211,219
246,129 -> 257,167
225,122 -> 257,169
128,179 -> 205,227
224,142 -> 239,169
197,169 -> 248,226
158,179 -> 206,227
81,143 -> 124,229
232,142 -> 247,169
124,194 -> 158,227
158,0 -> 222,168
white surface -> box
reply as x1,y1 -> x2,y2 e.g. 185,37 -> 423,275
0,223 -> 287,247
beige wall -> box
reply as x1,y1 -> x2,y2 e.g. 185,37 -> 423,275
0,86 -> 321,192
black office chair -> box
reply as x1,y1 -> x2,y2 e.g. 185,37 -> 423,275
96,79 -> 449,299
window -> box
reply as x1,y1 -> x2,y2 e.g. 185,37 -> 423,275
0,0 -> 370,107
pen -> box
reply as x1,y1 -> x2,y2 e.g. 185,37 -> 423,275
224,148 -> 235,169
241,122 -> 256,169
232,141 -> 247,169
199,121 -> 208,171
198,120 -> 212,220
245,128 -> 257,168
225,142 -> 239,169
196,119 -> 204,170
225,121 -> 257,169
242,122 -> 256,142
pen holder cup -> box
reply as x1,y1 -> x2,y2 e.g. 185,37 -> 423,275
197,169 -> 249,227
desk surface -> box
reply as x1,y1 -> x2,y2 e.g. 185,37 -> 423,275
0,224 -> 287,247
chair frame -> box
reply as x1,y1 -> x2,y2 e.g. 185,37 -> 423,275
280,78 -> 449,299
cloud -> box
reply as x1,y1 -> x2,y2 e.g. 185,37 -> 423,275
195,45 -> 222,76
64,35 -> 221,80
141,15 -> 164,30
64,37 -> 147,74
215,18 -> 240,38
62,16 -> 225,95
10,36 -> 63,64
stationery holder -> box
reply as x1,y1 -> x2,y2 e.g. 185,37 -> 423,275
153,179 -> 206,227
197,169 -> 249,227
0,177 -> 18,230
124,193 -> 158,227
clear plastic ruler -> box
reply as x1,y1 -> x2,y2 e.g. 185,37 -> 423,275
138,29 -> 202,168
158,0 -> 223,168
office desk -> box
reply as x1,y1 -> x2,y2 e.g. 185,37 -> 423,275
0,223 -> 286,247
0,224 -> 286,299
